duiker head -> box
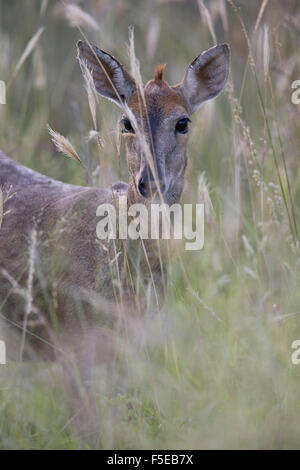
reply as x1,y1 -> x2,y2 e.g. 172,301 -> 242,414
77,40 -> 230,204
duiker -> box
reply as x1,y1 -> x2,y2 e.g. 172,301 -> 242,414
0,40 -> 229,434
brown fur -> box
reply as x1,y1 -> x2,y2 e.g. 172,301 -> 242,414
154,63 -> 166,81
130,80 -> 187,121
0,40 -> 230,438
0,150 -> 166,435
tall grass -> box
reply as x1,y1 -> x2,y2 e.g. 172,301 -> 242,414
0,0 -> 300,449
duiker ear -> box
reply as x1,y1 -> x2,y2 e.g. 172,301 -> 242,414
181,44 -> 230,114
77,40 -> 136,106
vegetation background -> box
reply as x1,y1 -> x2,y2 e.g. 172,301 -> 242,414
0,0 -> 300,449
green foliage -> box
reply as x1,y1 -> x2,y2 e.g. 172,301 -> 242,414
0,0 -> 300,449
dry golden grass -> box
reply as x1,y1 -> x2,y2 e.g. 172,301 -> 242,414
0,0 -> 300,450
47,125 -> 84,166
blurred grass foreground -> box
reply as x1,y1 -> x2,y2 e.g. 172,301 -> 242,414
1,0 -> 300,449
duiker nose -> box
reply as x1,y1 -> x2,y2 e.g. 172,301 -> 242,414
138,173 -> 165,198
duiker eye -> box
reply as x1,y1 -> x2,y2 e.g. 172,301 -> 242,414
175,118 -> 190,134
121,118 -> 135,134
